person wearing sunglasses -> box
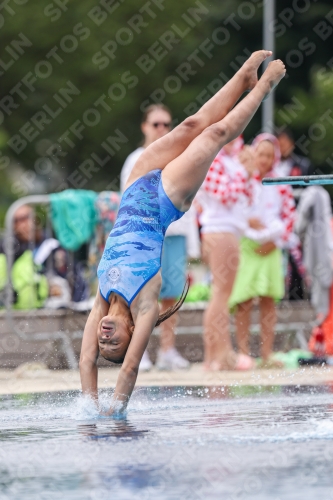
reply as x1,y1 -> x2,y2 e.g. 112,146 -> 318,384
120,104 -> 200,371
120,104 -> 173,191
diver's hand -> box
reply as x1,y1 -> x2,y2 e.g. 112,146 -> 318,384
100,392 -> 129,417
100,408 -> 114,417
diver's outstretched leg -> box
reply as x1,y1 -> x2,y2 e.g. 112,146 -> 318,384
163,59 -> 286,210
130,51 -> 272,183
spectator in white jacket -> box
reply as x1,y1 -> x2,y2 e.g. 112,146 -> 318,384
229,133 -> 296,367
120,104 -> 200,371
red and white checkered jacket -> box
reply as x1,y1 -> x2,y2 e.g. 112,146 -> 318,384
202,150 -> 254,208
275,183 -> 296,243
201,152 -> 296,245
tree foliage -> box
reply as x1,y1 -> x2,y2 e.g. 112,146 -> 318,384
0,0 -> 333,223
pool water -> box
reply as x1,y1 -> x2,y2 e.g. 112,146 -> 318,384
1,386 -> 333,499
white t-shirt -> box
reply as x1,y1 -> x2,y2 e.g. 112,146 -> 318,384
120,147 -> 144,193
120,147 -> 200,259
245,180 -> 285,247
275,158 -> 293,177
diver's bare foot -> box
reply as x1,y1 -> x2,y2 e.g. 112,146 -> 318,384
242,50 -> 272,91
260,59 -> 286,97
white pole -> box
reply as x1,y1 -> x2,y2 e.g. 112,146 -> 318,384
262,0 -> 275,133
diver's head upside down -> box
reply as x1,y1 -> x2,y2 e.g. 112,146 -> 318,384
97,279 -> 189,365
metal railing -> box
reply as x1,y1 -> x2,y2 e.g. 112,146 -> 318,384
2,195 -> 80,369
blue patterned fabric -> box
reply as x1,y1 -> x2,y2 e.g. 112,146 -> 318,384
97,170 -> 184,305
160,235 -> 187,299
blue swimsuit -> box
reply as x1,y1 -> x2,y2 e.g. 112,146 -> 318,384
97,169 -> 184,305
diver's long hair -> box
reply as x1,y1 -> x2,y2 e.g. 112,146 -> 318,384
155,278 -> 190,327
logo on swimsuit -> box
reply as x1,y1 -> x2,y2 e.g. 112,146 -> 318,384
142,217 -> 156,223
108,266 -> 121,283
141,216 -> 162,231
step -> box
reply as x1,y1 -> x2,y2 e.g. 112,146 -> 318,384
0,301 -> 316,369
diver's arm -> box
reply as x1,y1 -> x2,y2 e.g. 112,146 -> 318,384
80,291 -> 109,401
107,302 -> 159,414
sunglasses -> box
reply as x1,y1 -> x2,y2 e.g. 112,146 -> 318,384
147,121 -> 171,129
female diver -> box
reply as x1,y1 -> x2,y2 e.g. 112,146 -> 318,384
80,51 -> 286,414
